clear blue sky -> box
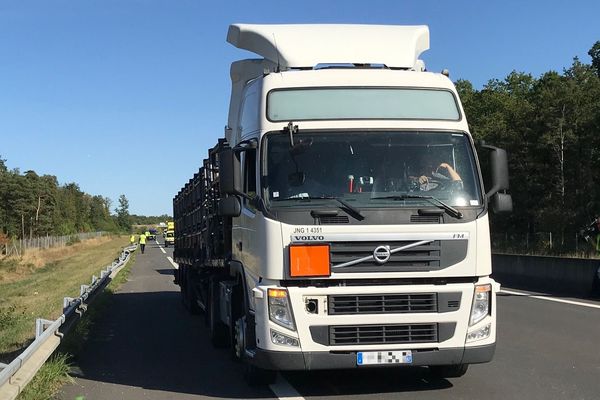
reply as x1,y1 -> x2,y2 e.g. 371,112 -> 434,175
1,0 -> 599,216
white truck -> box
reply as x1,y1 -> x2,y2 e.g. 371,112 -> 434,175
173,24 -> 512,384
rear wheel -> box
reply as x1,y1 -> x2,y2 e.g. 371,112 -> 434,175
181,266 -> 201,314
180,265 -> 188,307
429,364 -> 469,378
186,277 -> 201,314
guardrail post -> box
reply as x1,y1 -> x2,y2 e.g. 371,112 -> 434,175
80,284 -> 89,297
35,319 -> 54,339
91,275 -> 98,285
63,297 -> 74,312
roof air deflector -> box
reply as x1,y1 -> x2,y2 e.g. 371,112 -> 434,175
227,24 -> 430,70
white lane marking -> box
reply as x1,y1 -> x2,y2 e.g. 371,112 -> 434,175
270,375 -> 305,400
167,256 -> 178,269
158,243 -> 166,254
500,289 -> 600,310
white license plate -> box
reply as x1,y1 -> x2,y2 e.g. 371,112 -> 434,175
357,350 -> 413,365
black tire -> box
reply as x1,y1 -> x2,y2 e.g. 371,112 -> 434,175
231,279 -> 277,385
186,276 -> 201,315
429,364 -> 469,378
208,276 -> 230,348
233,313 -> 277,385
180,266 -> 200,314
180,265 -> 188,307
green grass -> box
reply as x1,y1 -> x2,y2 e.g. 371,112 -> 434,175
13,248 -> 137,400
17,353 -> 73,400
60,250 -> 136,356
0,237 -> 129,357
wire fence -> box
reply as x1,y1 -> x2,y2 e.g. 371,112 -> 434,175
0,232 -> 106,257
491,231 -> 597,257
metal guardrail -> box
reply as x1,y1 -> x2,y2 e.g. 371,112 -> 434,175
0,244 -> 137,400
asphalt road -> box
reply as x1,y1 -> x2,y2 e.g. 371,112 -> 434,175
59,241 -> 275,400
60,241 -> 600,400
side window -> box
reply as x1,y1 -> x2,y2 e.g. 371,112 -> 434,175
243,149 -> 257,209
239,81 -> 259,136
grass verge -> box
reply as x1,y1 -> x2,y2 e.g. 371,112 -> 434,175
16,248 -> 137,400
17,353 -> 73,400
0,236 -> 128,357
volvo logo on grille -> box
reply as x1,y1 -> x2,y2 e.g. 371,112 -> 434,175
373,245 -> 391,264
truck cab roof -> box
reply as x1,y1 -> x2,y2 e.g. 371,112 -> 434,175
227,24 -> 429,70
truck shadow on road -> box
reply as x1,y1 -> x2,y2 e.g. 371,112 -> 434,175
64,290 -> 273,399
282,367 -> 452,396
155,268 -> 174,275
63,288 -> 456,399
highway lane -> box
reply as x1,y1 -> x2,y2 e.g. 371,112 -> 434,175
282,289 -> 600,400
59,240 -> 275,400
59,241 -> 600,400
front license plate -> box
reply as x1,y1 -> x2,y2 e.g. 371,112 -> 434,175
357,350 -> 413,365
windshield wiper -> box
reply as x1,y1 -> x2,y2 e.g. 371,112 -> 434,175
372,194 -> 463,219
282,195 -> 365,221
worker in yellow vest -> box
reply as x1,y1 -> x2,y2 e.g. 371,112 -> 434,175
139,232 -> 147,254
130,234 -> 136,246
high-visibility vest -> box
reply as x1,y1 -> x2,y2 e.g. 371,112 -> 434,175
139,234 -> 147,245
130,235 -> 135,243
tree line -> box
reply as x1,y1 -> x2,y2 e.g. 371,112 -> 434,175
0,158 -> 132,238
130,214 -> 172,226
458,41 -> 600,253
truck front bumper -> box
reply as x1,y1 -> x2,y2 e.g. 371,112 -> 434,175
250,343 -> 495,371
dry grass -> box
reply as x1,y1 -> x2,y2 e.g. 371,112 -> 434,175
0,236 -> 128,356
0,237 -> 113,283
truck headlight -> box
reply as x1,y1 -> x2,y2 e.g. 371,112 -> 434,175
268,288 -> 296,331
469,284 -> 491,326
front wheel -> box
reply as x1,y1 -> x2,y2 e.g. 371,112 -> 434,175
233,315 -> 277,385
429,364 -> 469,378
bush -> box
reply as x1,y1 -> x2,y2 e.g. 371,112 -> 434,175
66,235 -> 81,246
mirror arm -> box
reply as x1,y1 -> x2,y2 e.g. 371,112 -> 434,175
250,196 -> 276,219
283,122 -> 298,147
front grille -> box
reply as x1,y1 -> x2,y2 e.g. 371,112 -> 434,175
330,240 -> 441,273
330,323 -> 438,345
447,300 -> 460,309
328,293 -> 437,315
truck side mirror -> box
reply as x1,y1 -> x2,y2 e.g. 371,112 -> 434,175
491,192 -> 513,214
480,143 -> 513,214
219,148 -> 243,196
218,197 -> 241,217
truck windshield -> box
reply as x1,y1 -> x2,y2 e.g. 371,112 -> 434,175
262,131 -> 483,209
